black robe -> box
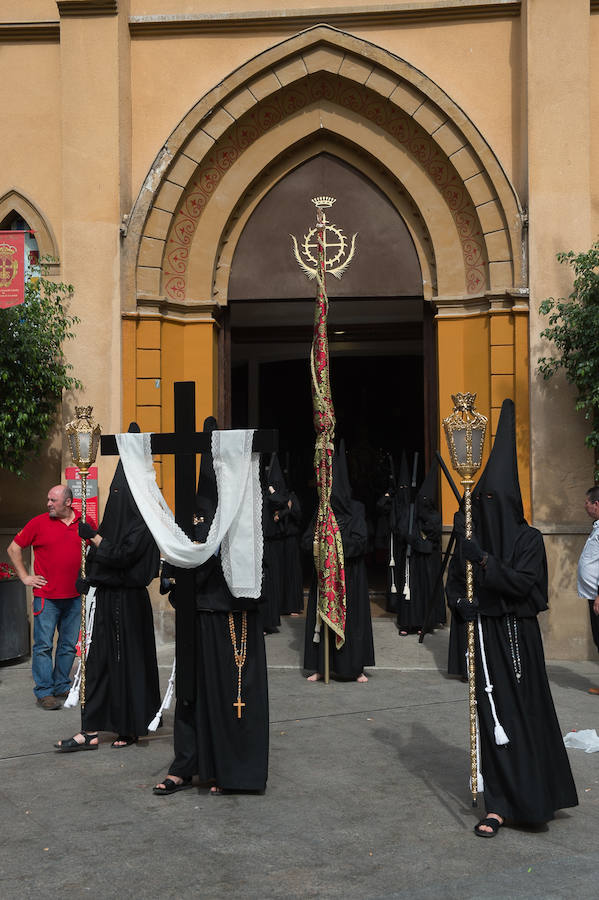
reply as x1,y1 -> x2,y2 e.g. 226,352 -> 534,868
303,500 -> 375,679
82,514 -> 161,738
278,491 -> 304,616
446,525 -> 578,822
259,485 -> 289,633
398,461 -> 444,633
376,491 -> 407,615
170,552 -> 269,792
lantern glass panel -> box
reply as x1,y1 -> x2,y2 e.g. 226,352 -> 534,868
471,429 -> 484,466
78,433 -> 91,462
453,428 -> 467,465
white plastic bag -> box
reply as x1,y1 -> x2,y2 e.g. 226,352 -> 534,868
563,729 -> 599,753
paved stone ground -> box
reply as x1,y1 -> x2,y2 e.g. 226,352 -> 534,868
2,617 -> 599,899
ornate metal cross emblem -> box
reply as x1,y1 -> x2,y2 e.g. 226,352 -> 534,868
290,196 -> 358,280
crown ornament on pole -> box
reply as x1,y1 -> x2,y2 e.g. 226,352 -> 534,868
312,196 -> 336,209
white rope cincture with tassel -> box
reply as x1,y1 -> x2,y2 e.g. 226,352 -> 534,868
64,586 -> 96,708
476,613 -> 509,746
403,556 -> 411,599
148,657 -> 176,732
389,531 -> 397,594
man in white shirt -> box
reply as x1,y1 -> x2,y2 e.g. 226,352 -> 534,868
577,486 -> 599,693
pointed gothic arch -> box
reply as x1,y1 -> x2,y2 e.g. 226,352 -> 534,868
122,24 -> 530,516
0,189 -> 60,273
124,24 -> 525,317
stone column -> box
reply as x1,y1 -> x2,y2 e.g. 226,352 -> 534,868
525,0 -> 594,656
58,0 -> 131,466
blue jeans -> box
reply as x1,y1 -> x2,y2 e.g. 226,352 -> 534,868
32,596 -> 81,698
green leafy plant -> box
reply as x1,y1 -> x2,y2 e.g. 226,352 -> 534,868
0,263 -> 82,475
538,242 -> 599,475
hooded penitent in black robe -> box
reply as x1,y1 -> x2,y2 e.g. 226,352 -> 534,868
376,452 -> 410,614
398,459 -> 444,633
259,454 -> 290,633
445,400 -> 577,824
303,442 -> 375,680
82,425 -> 161,739
273,457 -> 304,616
168,418 -> 269,792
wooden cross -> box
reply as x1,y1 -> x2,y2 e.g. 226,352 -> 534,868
233,697 -> 245,719
100,380 -> 277,700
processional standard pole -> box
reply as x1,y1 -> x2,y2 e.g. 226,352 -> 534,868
442,392 -> 487,807
65,406 -> 101,708
292,196 -> 357,682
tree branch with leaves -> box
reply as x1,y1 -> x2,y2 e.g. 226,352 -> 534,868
538,243 -> 599,477
0,264 -> 82,475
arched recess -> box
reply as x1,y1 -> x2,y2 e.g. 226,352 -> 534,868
211,136 -> 436,304
123,24 -> 529,515
126,24 -> 525,313
0,189 -> 60,273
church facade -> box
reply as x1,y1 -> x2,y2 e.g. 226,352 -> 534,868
1,0 -> 597,658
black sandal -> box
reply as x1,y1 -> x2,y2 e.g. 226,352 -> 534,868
474,816 -> 503,838
111,735 -> 138,748
152,777 -> 192,796
54,732 -> 98,752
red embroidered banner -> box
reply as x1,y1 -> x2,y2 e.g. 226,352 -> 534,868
311,207 -> 346,648
0,231 -> 25,309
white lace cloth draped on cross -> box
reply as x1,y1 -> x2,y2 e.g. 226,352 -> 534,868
115,429 -> 263,599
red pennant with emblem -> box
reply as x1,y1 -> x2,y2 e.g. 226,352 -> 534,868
0,231 -> 25,309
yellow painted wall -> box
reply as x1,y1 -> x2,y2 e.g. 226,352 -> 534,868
0,0 -> 55,21
0,41 -> 61,249
591,13 -> 599,235
437,308 -> 531,526
129,17 -> 519,204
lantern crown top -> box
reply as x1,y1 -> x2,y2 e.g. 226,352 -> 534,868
451,392 -> 477,412
73,405 -> 94,419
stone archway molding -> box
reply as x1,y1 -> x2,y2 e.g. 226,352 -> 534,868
125,24 -> 525,314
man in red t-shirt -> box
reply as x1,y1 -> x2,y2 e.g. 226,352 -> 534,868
8,484 -> 91,710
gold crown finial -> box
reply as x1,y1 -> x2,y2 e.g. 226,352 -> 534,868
74,405 -> 94,419
312,196 -> 336,209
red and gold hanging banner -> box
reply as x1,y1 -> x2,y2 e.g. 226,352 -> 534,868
309,202 -> 346,648
291,197 -> 358,648
0,231 -> 25,309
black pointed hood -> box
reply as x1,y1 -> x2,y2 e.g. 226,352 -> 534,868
90,422 -> 160,587
415,457 -> 441,538
194,416 -> 218,541
266,453 -> 288,497
331,439 -> 353,530
473,399 -> 525,559
98,422 -> 143,541
263,451 -> 290,538
390,450 -> 411,530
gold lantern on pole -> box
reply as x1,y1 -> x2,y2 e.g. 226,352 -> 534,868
442,392 -> 487,806
65,406 -> 101,707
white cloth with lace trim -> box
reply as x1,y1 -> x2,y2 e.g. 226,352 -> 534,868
115,430 -> 262,598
